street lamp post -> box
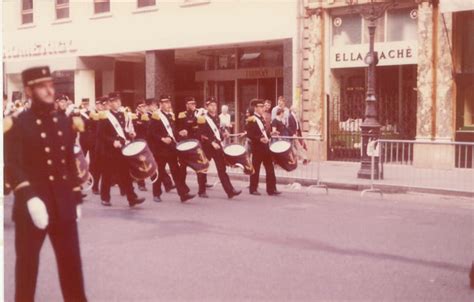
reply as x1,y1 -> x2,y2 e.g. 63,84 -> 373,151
346,0 -> 396,179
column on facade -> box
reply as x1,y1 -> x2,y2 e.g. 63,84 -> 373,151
145,50 -> 175,102
415,0 -> 435,141
74,69 -> 95,106
435,11 -> 454,141
305,10 -> 325,140
283,39 -> 293,104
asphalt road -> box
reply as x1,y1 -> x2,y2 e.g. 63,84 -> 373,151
3,178 -> 474,301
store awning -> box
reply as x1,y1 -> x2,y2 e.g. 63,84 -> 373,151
439,0 -> 474,13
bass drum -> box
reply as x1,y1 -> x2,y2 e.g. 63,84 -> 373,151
269,140 -> 298,172
176,139 -> 209,173
122,139 -> 158,181
223,144 -> 254,175
74,145 -> 93,190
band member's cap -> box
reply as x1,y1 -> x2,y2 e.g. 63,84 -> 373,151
56,94 -> 69,102
184,96 -> 196,104
250,98 -> 264,107
108,92 -> 121,101
159,95 -> 171,102
22,66 -> 53,87
145,98 -> 157,106
205,97 -> 217,106
135,100 -> 146,108
95,96 -> 105,104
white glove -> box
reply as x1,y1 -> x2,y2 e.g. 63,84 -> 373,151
76,205 -> 82,222
27,197 -> 49,230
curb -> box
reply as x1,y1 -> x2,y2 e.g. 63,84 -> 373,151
209,172 -> 474,198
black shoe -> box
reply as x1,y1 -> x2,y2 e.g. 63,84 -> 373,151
165,185 -> 176,193
138,186 -> 147,192
198,193 -> 209,198
153,196 -> 162,203
180,194 -> 195,203
250,191 -> 261,196
101,200 -> 112,207
129,197 -> 145,207
228,190 -> 242,199
92,188 -> 100,195
268,190 -> 282,196
205,184 -> 213,188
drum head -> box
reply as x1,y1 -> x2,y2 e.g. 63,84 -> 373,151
224,144 -> 246,157
122,141 -> 146,156
176,140 -> 198,152
270,140 -> 291,154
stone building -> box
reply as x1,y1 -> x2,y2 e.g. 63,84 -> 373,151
299,0 -> 473,166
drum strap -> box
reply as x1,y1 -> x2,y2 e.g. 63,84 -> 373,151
157,110 -> 176,142
106,110 -> 127,142
204,114 -> 222,142
80,110 -> 90,120
254,114 -> 268,140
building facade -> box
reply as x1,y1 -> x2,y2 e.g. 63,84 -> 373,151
300,0 -> 473,166
3,0 -> 299,132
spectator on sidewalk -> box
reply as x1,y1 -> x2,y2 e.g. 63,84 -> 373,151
271,96 -> 290,126
219,104 -> 232,133
263,99 -> 272,131
271,108 -> 289,137
288,106 -> 309,165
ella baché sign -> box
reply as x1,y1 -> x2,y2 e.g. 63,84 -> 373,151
330,41 -> 418,68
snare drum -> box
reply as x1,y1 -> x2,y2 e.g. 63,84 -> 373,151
269,140 -> 297,172
122,139 -> 158,181
223,144 -> 254,175
176,139 -> 209,173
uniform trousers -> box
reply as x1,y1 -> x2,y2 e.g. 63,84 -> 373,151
153,152 -> 189,198
100,153 -> 136,203
249,147 -> 277,194
201,146 -> 234,196
15,218 -> 87,302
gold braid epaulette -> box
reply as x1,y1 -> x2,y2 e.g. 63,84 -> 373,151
99,111 -> 108,120
141,114 -> 150,122
151,112 -> 161,121
197,116 -> 206,124
246,116 -> 256,123
178,111 -> 186,119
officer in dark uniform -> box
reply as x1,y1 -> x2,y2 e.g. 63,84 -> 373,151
78,99 -> 93,157
198,99 -> 242,199
4,66 -> 87,302
148,95 -> 194,203
176,97 -> 207,197
246,99 -> 281,196
97,92 -> 145,207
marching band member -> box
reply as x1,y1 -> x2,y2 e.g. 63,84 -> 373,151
246,99 -> 281,196
4,66 -> 87,301
177,97 -> 207,197
148,95 -> 195,203
98,92 -> 145,207
145,98 -> 176,192
198,99 -> 242,199
132,100 -> 149,191
90,97 -> 106,195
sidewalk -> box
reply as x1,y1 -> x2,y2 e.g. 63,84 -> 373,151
208,161 -> 474,197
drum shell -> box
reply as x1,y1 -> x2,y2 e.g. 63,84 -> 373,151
74,146 -> 90,185
122,140 -> 158,181
270,141 -> 298,172
223,144 -> 254,175
176,139 -> 209,173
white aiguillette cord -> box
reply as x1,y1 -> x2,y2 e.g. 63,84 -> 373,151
157,110 -> 176,142
106,110 -> 127,142
204,114 -> 222,142
254,114 -> 268,140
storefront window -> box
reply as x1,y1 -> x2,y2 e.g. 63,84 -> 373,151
217,54 -> 236,70
387,8 -> 418,42
238,46 -> 283,68
332,14 -> 362,46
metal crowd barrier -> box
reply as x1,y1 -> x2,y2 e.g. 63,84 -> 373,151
365,139 -> 474,196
